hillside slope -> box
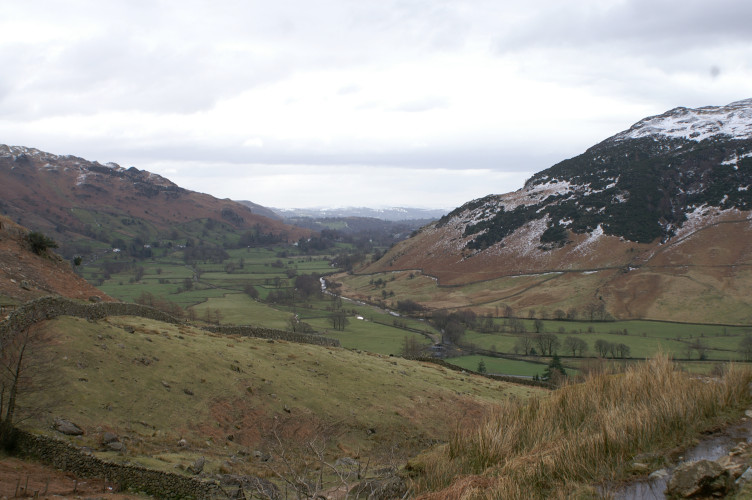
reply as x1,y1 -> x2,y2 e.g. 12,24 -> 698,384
359,99 -> 752,323
0,215 -> 111,304
16,314 -> 543,481
0,145 -> 310,257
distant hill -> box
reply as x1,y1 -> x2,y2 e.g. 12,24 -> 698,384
0,145 -> 310,258
282,215 -> 431,239
359,99 -> 752,323
273,206 -> 448,221
234,199 -> 283,220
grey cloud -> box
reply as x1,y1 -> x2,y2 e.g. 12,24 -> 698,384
5,32 -> 295,117
494,0 -> 752,54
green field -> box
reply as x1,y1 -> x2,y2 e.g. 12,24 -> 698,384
80,243 -> 752,376
461,317 -> 751,363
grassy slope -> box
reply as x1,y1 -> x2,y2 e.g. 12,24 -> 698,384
337,262 -> 752,325
22,315 -> 544,478
413,356 -> 752,499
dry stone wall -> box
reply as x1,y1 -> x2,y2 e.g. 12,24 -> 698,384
0,295 -> 339,349
15,429 -> 223,499
203,324 -> 340,347
408,356 -> 552,389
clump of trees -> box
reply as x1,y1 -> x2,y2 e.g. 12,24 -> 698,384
396,299 -> 425,315
594,339 -> 630,359
328,310 -> 349,331
400,335 -> 425,358
563,336 -> 588,356
183,245 -> 229,265
431,310 -> 477,344
26,231 -> 58,255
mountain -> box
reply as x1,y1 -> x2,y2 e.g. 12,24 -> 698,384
358,99 -> 752,323
0,145 -> 309,257
234,199 -> 283,220
0,215 -> 110,304
273,206 -> 448,221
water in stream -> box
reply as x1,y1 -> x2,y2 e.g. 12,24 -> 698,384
608,417 -> 752,499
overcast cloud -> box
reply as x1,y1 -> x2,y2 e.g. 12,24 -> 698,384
1,0 -> 750,209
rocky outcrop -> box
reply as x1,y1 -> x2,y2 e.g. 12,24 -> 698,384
52,418 -> 83,436
666,459 -> 731,498
665,441 -> 752,498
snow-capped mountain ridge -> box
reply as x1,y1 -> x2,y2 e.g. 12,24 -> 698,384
612,98 -> 752,143
435,98 -> 752,251
0,144 -> 177,188
361,99 -> 752,323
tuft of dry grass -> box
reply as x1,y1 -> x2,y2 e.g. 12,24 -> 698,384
414,354 -> 752,499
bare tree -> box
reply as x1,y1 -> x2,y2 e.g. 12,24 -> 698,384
691,339 -> 709,360
533,319 -> 545,333
1,325 -> 56,445
564,336 -> 588,357
400,335 -> 424,358
534,333 -> 560,356
615,343 -> 631,359
594,339 -> 612,358
514,335 -> 535,355
262,423 -> 376,500
329,310 -> 349,331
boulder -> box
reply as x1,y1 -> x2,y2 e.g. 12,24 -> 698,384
188,456 -> 206,475
53,418 -> 83,436
106,441 -> 125,452
102,431 -> 119,444
666,459 -> 732,498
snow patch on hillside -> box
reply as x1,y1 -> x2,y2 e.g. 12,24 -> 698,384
671,205 -> 746,241
500,180 -> 576,211
721,151 -> 752,168
486,216 -> 549,257
571,224 -> 605,256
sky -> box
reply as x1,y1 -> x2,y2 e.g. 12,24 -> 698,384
1,1 -> 751,210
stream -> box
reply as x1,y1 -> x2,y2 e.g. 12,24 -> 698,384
607,416 -> 752,499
